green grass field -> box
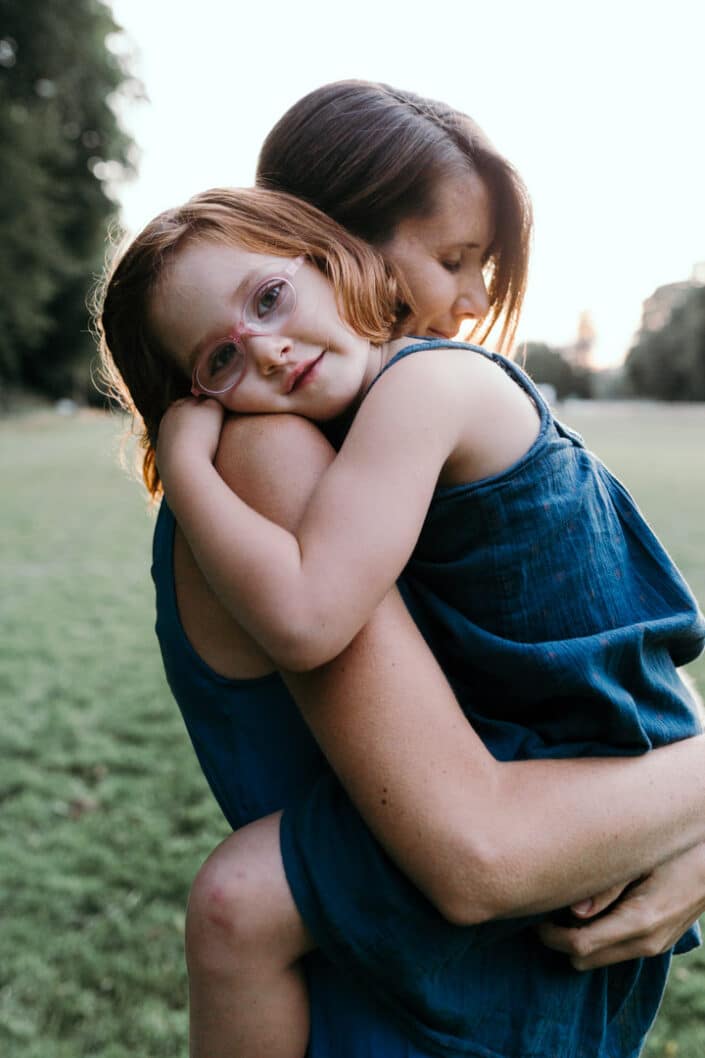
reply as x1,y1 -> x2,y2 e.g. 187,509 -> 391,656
1,402 -> 704,1057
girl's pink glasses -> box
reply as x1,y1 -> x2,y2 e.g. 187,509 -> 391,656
191,256 -> 304,396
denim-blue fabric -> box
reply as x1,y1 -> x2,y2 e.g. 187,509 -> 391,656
279,341 -> 705,1057
152,502 -> 439,1058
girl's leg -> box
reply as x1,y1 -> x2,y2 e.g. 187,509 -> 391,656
186,811 -> 314,1058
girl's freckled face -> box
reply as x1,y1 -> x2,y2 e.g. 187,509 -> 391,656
148,242 -> 376,420
380,170 -> 494,340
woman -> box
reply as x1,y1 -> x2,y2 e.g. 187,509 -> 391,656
253,76 -> 705,964
99,83 -> 705,1058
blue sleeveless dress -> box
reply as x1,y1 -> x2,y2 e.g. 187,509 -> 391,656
277,342 -> 705,1057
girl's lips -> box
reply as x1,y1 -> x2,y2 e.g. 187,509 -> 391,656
287,351 -> 325,393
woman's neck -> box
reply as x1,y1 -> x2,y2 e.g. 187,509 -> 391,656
372,336 -> 417,377
326,336 -> 421,450
355,336 -> 421,415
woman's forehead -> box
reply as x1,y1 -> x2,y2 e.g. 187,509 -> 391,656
424,171 -> 494,241
386,170 -> 494,252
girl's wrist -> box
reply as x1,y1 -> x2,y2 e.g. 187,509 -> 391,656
162,447 -> 213,491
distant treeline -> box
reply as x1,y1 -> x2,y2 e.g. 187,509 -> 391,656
625,285 -> 705,401
525,285 -> 705,403
0,0 -> 137,402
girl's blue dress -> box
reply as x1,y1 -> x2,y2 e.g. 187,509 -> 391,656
152,501 -> 437,1058
153,340 -> 705,1058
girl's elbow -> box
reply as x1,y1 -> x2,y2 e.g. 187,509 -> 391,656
267,625 -> 345,672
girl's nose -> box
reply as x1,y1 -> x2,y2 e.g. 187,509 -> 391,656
249,333 -> 293,374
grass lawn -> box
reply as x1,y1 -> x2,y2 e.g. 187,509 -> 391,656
1,402 -> 704,1057
563,401 -> 705,1057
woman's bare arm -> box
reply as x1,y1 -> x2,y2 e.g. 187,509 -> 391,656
193,412 -> 705,928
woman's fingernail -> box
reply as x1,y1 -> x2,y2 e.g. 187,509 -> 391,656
572,900 -> 593,915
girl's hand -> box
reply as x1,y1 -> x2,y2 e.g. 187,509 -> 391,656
156,397 -> 225,489
537,843 -> 705,969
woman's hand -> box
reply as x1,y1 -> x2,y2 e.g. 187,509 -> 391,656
537,842 -> 705,969
156,396 -> 225,490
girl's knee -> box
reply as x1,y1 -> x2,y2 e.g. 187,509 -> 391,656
185,813 -> 309,976
186,833 -> 268,971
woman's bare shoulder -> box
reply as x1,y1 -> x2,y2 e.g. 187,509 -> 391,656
215,414 -> 335,527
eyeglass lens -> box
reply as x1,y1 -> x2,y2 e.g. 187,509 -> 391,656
195,275 -> 297,394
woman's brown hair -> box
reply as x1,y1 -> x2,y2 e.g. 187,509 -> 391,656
95,187 -> 410,498
257,80 -> 532,352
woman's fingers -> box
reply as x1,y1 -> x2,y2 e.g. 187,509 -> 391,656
570,881 -> 630,919
538,843 -> 705,969
537,892 -> 668,970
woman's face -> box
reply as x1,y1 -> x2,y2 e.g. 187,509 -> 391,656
379,169 -> 494,339
149,241 -> 376,420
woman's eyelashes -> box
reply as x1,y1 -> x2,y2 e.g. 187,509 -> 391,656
441,246 -> 493,278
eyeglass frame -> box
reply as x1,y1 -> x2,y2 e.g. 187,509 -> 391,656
190,255 -> 306,397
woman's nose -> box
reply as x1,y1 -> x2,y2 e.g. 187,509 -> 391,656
454,273 -> 490,323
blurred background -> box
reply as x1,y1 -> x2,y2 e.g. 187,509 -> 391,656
1,1 -> 704,1055
2,0 -> 705,404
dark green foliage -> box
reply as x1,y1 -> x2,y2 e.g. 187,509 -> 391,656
626,285 -> 705,401
522,341 -> 592,399
0,0 -> 139,399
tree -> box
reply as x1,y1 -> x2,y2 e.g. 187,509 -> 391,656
0,0 -> 140,398
626,285 -> 705,401
522,342 -> 592,400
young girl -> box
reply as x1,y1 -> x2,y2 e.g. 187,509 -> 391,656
100,184 -> 705,1058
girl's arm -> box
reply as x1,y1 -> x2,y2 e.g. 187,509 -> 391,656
158,348 -> 519,669
207,412 -> 705,926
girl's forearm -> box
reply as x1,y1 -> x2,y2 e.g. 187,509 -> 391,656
167,454 -> 390,670
165,457 -> 321,668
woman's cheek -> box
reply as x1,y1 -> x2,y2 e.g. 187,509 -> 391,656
423,275 -> 453,324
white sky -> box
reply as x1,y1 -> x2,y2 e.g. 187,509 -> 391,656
109,0 -> 705,368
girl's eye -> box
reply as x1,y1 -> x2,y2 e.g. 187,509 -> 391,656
255,280 -> 283,319
207,341 -> 242,380
441,259 -> 462,274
